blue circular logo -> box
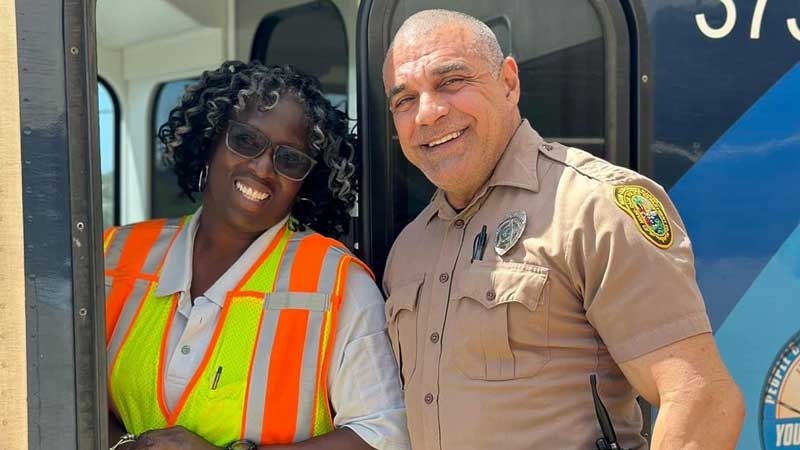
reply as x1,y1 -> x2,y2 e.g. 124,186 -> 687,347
762,332 -> 800,449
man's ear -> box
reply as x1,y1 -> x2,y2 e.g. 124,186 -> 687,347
500,56 -> 520,105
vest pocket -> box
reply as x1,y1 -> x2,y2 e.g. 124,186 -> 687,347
451,261 -> 550,380
386,275 -> 424,390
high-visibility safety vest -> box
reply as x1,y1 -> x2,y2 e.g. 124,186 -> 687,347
102,216 -> 370,447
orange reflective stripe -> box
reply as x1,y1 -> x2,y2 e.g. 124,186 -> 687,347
261,234 -> 329,444
105,219 -> 167,342
290,234 -> 331,291
260,317 -> 308,443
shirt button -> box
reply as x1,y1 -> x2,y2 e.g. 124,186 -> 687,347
454,219 -> 465,229
181,345 -> 191,355
430,332 -> 440,343
424,393 -> 434,404
486,290 -> 496,301
439,273 -> 449,283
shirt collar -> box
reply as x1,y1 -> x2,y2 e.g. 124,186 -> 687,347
155,207 -> 290,308
486,119 -> 542,192
155,209 -> 200,298
425,119 -> 543,224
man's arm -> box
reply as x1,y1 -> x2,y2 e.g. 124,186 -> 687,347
619,333 -> 745,450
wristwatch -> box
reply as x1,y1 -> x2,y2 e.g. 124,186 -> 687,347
226,440 -> 257,450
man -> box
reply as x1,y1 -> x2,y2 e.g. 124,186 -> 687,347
381,9 -> 744,450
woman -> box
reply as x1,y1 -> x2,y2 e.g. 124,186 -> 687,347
104,62 -> 408,450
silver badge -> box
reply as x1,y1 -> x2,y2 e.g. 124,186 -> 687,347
494,211 -> 527,256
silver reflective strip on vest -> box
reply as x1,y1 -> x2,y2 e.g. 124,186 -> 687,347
104,226 -> 132,269
266,292 -> 330,311
243,305 -> 280,441
316,248 -> 345,297
292,310 -> 325,441
107,279 -> 153,374
292,246 -> 346,442
272,236 -> 302,292
141,218 -> 183,275
104,277 -> 113,301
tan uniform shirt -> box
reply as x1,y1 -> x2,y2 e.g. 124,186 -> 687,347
383,120 -> 712,450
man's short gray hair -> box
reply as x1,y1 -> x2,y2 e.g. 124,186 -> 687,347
386,9 -> 504,76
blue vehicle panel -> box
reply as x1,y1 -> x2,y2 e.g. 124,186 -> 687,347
642,1 -> 800,448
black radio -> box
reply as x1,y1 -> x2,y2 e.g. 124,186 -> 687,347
590,374 -> 630,450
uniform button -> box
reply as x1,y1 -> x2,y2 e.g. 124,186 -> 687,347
454,219 -> 465,229
486,290 -> 496,301
430,332 -> 440,343
439,273 -> 449,283
424,393 -> 434,404
181,345 -> 191,355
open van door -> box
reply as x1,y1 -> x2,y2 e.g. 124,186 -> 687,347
355,0 -> 650,442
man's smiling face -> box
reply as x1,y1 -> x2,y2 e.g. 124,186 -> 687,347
383,23 -> 520,206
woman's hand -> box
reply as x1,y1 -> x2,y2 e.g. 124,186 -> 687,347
127,426 -> 221,450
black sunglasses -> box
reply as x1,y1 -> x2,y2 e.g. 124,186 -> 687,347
225,120 -> 317,182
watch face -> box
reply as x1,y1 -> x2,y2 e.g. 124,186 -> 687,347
227,440 -> 257,450
761,332 -> 800,449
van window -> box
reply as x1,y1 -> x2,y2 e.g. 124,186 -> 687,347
251,1 -> 348,110
98,78 -> 119,229
150,79 -> 198,219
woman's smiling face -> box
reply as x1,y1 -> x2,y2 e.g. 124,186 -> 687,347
202,95 -> 311,234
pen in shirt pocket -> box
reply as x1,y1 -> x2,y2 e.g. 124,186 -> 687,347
211,366 -> 222,390
471,225 -> 487,263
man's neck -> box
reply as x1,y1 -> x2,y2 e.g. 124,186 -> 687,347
444,188 -> 479,210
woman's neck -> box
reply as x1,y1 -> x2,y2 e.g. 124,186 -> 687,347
195,210 -> 271,258
189,212 -> 270,300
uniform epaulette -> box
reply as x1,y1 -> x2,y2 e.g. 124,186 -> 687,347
538,141 -> 641,186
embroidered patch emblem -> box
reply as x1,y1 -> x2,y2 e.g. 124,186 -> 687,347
613,185 -> 673,249
494,210 -> 527,256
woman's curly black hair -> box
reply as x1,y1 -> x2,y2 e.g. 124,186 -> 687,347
157,61 -> 357,238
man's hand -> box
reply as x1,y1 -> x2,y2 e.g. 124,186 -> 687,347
127,426 -> 220,450
619,332 -> 745,450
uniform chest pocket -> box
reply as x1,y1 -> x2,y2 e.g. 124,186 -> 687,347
385,275 -> 423,389
450,261 -> 550,380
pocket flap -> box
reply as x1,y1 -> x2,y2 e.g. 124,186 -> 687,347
386,275 -> 424,322
454,261 -> 548,311
266,292 -> 331,311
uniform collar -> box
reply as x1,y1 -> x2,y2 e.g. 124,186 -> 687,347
155,207 -> 289,307
425,119 -> 543,224
487,119 -> 542,193
155,209 -> 200,298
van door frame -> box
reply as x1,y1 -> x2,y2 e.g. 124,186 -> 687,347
16,0 -> 106,448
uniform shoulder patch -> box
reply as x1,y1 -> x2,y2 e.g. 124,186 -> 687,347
613,185 -> 673,249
